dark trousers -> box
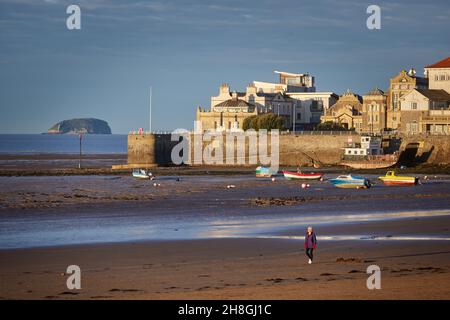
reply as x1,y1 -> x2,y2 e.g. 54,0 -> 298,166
305,248 -> 314,261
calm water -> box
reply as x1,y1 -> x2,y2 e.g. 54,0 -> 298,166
1,208 -> 449,249
0,134 -> 127,154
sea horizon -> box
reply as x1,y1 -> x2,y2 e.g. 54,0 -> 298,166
0,134 -> 128,155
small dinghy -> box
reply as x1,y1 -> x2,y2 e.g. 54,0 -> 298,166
329,174 -> 371,189
132,168 -> 152,179
282,170 -> 323,180
256,166 -> 277,177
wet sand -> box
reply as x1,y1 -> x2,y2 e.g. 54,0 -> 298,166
1,173 -> 450,299
1,227 -> 450,300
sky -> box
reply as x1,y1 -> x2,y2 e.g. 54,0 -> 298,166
0,0 -> 449,134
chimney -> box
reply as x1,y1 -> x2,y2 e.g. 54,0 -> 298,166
220,83 -> 230,94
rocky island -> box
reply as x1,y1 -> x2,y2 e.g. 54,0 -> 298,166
47,118 -> 112,134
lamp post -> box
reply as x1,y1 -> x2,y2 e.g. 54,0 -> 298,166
292,101 -> 296,134
78,133 -> 83,169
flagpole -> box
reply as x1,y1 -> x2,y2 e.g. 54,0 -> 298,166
149,86 -> 152,133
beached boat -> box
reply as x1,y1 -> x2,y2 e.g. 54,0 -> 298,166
132,168 -> 152,179
256,166 -> 277,177
340,136 -> 398,169
329,175 -> 371,189
282,170 -> 323,180
378,171 -> 418,186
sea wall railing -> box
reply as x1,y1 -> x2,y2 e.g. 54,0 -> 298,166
128,130 -> 450,137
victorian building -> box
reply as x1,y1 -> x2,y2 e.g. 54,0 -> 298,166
197,71 -> 337,132
320,89 -> 363,132
196,91 -> 258,132
253,71 -> 337,130
386,69 -> 428,130
361,87 -> 387,134
399,57 -> 450,134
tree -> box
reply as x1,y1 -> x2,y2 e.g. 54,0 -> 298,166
243,114 -> 285,131
315,121 -> 351,131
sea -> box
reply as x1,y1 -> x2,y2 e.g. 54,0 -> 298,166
0,134 -> 127,154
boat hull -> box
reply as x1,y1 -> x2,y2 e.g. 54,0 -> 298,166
256,166 -> 275,178
340,160 -> 397,169
132,174 -> 150,179
330,175 -> 371,189
282,171 -> 322,180
340,153 -> 399,169
332,183 -> 369,189
379,178 -> 418,186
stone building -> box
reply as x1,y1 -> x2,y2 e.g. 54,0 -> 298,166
320,89 -> 363,132
208,82 -> 293,130
386,69 -> 428,130
203,72 -> 337,131
424,56 -> 450,93
397,57 -> 450,134
361,87 -> 387,134
253,71 -> 337,130
400,88 -> 450,134
196,91 -> 258,132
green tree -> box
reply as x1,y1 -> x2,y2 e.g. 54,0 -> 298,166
315,121 -> 351,131
243,114 -> 285,131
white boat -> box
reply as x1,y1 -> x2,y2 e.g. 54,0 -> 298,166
132,169 -> 152,179
282,170 -> 323,180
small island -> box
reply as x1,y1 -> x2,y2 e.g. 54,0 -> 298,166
47,118 -> 112,134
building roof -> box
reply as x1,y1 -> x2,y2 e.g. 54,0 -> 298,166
425,57 -> 450,69
214,97 -> 254,108
365,87 -> 385,96
416,89 -> 450,101
274,70 -> 306,77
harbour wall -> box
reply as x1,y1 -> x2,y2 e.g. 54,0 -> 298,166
121,132 -> 450,168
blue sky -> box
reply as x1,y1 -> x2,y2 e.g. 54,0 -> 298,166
0,0 -> 449,133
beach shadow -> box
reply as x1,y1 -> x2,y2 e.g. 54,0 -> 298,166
366,250 -> 450,260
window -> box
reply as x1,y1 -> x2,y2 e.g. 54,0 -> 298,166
440,74 -> 446,81
297,113 -> 302,120
393,94 -> 398,109
412,102 -> 417,110
435,75 -> 439,81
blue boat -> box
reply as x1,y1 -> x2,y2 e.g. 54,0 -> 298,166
329,174 -> 371,189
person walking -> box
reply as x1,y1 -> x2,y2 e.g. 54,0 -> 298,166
304,226 -> 317,264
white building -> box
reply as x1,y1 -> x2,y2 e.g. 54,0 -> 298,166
209,71 -> 337,130
344,136 -> 383,156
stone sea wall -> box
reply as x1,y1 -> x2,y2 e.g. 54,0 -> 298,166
125,132 -> 450,168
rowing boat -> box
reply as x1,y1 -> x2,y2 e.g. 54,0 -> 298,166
282,171 -> 323,180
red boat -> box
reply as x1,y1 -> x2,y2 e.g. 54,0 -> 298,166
282,171 -> 323,180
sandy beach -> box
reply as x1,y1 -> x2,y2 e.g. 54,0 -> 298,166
1,229 -> 450,300
1,171 -> 450,299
